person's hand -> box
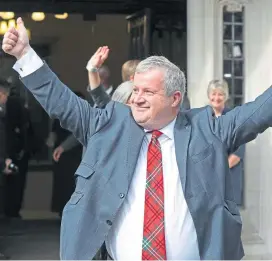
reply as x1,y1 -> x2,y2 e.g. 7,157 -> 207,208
2,17 -> 30,60
53,146 -> 64,162
88,46 -> 109,69
3,159 -> 12,174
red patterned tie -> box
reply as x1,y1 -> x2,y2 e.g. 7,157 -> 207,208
142,130 -> 167,260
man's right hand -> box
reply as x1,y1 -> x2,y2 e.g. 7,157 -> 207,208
2,17 -> 30,60
3,159 -> 12,174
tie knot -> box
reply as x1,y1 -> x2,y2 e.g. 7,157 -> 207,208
151,130 -> 162,139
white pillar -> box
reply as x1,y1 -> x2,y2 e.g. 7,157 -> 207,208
187,0 -> 222,108
243,0 -> 272,257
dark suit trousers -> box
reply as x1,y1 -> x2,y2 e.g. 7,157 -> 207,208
3,155 -> 29,217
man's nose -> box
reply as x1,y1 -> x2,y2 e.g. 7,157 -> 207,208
133,93 -> 145,103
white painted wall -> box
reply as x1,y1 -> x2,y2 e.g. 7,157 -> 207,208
187,0 -> 223,107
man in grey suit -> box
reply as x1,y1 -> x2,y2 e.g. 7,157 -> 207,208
3,18 -> 272,260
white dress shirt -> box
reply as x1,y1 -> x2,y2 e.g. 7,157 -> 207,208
13,49 -> 200,260
106,119 -> 200,260
13,48 -> 43,77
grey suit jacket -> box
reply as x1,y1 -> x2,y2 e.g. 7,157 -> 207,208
60,85 -> 111,152
20,64 -> 272,260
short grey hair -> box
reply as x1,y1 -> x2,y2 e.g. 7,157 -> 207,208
112,81 -> 133,104
135,56 -> 186,97
207,79 -> 229,101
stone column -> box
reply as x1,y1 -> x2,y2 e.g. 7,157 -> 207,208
187,0 -> 222,108
243,0 -> 272,257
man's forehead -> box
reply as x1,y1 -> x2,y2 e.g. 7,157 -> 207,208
134,69 -> 164,82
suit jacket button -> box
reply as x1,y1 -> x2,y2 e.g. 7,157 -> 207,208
119,193 -> 125,199
106,220 -> 112,226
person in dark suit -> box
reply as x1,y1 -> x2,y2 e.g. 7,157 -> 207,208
85,65 -> 114,107
4,19 -> 272,260
207,79 -> 245,205
0,79 -> 33,219
0,89 -> 8,175
0,84 -> 13,174
0,79 -> 16,260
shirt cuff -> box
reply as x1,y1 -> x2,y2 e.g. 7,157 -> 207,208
13,47 -> 44,78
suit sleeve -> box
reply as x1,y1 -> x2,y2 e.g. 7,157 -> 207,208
232,145 -> 245,159
60,134 -> 80,151
60,85 -> 112,152
87,84 -> 111,108
15,59 -> 113,147
216,86 -> 272,153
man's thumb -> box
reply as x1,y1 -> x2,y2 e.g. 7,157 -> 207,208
16,17 -> 25,29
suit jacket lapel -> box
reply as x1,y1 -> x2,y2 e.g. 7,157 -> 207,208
126,115 -> 145,186
174,112 -> 191,194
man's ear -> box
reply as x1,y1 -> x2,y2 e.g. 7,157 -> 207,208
172,91 -> 182,107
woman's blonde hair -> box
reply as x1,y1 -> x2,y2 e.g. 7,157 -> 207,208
207,79 -> 229,101
121,60 -> 140,82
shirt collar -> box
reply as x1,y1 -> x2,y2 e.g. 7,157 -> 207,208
144,117 -> 176,140
106,85 -> 113,95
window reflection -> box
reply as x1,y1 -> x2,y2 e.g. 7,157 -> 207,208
224,60 -> 232,74
233,43 -> 243,58
234,25 -> 243,41
234,12 -> 243,23
234,60 -> 243,77
223,42 -> 232,59
234,79 -> 243,95
223,43 -> 243,59
223,11 -> 232,22
223,25 -> 232,40
234,97 -> 243,106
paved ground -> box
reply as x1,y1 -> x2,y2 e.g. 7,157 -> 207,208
0,219 -> 60,260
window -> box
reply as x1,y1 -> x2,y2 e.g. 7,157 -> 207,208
223,7 -> 244,107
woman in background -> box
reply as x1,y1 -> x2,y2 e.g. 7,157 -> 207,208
208,79 -> 245,205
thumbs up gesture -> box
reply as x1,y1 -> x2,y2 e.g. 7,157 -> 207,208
2,17 -> 30,60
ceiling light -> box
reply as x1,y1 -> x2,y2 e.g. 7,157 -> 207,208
0,12 -> 15,20
0,21 -> 8,35
54,13 -> 68,19
31,12 -> 45,22
26,29 -> 31,39
8,19 -> 16,28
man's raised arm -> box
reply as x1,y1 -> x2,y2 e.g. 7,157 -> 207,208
215,86 -> 272,153
2,18 -> 112,146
